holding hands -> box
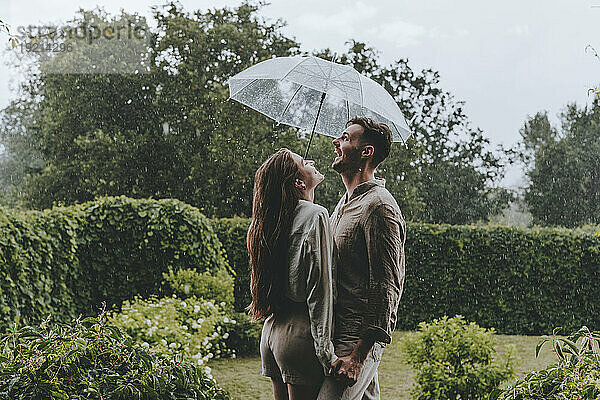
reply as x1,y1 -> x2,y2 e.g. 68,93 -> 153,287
329,337 -> 374,387
330,355 -> 364,387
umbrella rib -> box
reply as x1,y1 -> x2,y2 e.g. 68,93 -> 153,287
356,70 -> 365,106
276,84 -> 303,123
229,78 -> 258,98
280,57 -> 311,82
313,58 -> 330,80
391,120 -> 407,145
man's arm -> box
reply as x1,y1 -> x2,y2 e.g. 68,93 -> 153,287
361,203 -> 405,343
333,203 -> 405,385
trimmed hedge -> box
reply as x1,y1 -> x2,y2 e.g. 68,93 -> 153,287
0,196 -> 227,332
211,218 -> 251,312
213,218 -> 600,335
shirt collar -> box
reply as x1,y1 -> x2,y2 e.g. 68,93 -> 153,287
346,178 -> 386,202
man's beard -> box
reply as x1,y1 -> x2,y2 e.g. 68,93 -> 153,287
332,147 -> 362,174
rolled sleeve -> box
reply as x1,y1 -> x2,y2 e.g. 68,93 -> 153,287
361,203 -> 405,344
305,209 -> 337,373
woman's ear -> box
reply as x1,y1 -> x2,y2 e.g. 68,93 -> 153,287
295,178 -> 306,190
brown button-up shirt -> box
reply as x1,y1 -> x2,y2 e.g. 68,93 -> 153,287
330,178 -> 406,356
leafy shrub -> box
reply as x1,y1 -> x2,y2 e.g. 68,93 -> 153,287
214,218 -> 600,334
211,217 -> 251,312
221,312 -> 262,358
160,266 -> 260,357
0,307 -> 231,400
162,268 -> 234,307
401,315 -> 513,400
109,295 -> 235,367
490,326 -> 600,400
0,196 -> 228,332
74,196 -> 228,314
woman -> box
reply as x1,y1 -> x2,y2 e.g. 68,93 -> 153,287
247,148 -> 336,400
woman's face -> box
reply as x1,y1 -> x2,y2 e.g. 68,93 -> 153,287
290,152 -> 324,190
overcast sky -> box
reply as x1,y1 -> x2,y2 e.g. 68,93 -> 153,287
2,0 -> 600,187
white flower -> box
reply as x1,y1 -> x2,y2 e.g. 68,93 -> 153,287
180,301 -> 187,308
182,325 -> 188,330
197,318 -> 204,324
231,319 -> 237,324
141,342 -> 150,348
184,284 -> 190,295
208,352 -> 214,359
223,332 -> 229,339
223,317 -> 229,323
219,302 -> 226,307
169,342 -> 177,348
161,339 -> 168,346
194,305 -> 202,313
231,354 -> 236,359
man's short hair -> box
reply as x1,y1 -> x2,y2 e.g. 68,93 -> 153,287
347,116 -> 393,167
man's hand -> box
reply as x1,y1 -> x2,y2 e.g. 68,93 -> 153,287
329,336 -> 375,387
330,355 -> 364,387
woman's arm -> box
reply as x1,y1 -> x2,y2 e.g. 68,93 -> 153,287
305,209 -> 337,374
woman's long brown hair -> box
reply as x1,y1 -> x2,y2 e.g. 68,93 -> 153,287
247,148 -> 303,321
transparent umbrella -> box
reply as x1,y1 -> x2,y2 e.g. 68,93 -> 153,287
228,55 -> 412,158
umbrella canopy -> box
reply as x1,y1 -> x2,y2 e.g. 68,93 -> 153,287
228,55 -> 412,157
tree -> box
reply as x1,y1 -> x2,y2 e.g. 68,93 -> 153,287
1,4 -> 508,224
2,3 -> 301,216
520,101 -> 600,227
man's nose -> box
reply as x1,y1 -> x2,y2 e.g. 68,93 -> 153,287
332,137 -> 339,146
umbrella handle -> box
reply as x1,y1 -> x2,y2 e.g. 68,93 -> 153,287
304,91 -> 326,159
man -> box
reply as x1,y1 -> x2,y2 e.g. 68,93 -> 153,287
318,117 -> 406,400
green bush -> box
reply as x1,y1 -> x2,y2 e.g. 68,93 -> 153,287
221,312 -> 262,358
0,307 -> 231,400
213,218 -> 600,334
109,264 -> 261,361
159,265 -> 260,358
109,295 -> 235,367
162,268 -> 234,307
74,196 -> 228,314
0,196 -> 228,332
211,217 -> 251,312
490,326 -> 600,400
401,316 -> 513,400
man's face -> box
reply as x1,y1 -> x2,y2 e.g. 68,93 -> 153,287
332,124 -> 364,173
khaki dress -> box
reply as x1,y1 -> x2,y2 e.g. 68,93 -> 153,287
260,200 -> 337,385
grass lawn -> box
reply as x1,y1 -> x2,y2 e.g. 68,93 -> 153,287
209,331 -> 558,400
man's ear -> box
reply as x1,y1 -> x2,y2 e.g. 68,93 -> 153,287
295,178 -> 306,190
361,145 -> 374,159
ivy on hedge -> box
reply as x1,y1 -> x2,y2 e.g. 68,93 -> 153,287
213,218 -> 600,335
0,196 -> 228,332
